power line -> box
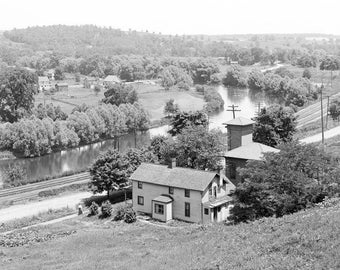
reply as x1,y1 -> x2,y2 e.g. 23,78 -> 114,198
227,105 -> 241,119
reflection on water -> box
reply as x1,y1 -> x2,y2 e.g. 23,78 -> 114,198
0,132 -> 151,183
0,85 -> 272,183
209,85 -> 270,130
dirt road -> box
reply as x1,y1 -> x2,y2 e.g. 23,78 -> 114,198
0,191 -> 92,223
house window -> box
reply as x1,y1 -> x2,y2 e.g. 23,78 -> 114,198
204,208 -> 209,215
185,189 -> 190,198
154,203 -> 164,215
169,186 -> 174,195
185,202 -> 190,217
213,186 -> 217,197
138,181 -> 143,189
209,188 -> 212,196
137,196 -> 144,205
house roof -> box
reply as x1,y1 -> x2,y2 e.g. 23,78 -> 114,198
130,163 -> 219,192
153,195 -> 173,204
203,194 -> 233,208
223,116 -> 255,126
104,75 -> 121,83
224,142 -> 279,160
56,83 -> 68,87
38,76 -> 49,82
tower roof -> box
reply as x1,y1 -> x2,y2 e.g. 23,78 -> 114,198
224,142 -> 279,160
223,116 -> 255,126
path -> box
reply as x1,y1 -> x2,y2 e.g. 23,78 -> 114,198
0,191 -> 91,223
1,214 -> 78,235
300,125 -> 340,144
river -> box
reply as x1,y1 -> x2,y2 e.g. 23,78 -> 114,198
0,85 -> 269,184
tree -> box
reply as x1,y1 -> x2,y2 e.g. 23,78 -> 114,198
159,65 -> 193,90
329,98 -> 340,121
168,111 -> 209,136
3,164 -> 27,188
54,67 -> 65,80
302,68 -> 312,79
222,65 -> 248,88
124,147 -> 158,172
93,85 -> 101,96
320,56 -> 340,87
164,99 -> 179,117
102,84 -> 138,106
0,68 -> 38,123
247,69 -> 265,91
228,142 -> 340,223
174,126 -> 226,171
89,149 -> 131,198
253,105 -> 297,147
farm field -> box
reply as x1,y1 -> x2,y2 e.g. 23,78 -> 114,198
34,83 -> 206,121
1,199 -> 339,270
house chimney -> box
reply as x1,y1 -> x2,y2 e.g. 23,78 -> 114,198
168,158 -> 176,169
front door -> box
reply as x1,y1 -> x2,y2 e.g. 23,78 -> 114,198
213,207 -> 218,221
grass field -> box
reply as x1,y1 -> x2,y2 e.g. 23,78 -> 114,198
34,83 -> 206,121
1,199 -> 339,269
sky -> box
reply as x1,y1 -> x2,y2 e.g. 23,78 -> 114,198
1,0 -> 340,35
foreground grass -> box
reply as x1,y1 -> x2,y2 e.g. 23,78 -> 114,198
1,199 -> 339,270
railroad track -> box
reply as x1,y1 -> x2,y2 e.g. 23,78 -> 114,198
0,172 -> 91,202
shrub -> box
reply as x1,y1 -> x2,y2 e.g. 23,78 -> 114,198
88,202 -> 99,216
114,204 -> 136,223
195,85 -> 205,93
3,164 -> 27,188
100,200 -> 112,218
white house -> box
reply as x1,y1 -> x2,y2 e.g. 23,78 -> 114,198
38,76 -> 52,91
103,75 -> 121,88
130,160 -> 235,223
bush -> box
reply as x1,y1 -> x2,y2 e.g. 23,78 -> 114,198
3,165 -> 27,188
100,200 -> 112,218
203,87 -> 224,113
88,202 -> 99,216
195,85 -> 205,93
114,204 -> 136,223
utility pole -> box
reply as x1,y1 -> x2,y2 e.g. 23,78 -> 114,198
320,85 -> 325,145
227,105 -> 241,119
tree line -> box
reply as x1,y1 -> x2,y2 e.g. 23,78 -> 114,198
223,65 -> 318,108
0,102 -> 149,157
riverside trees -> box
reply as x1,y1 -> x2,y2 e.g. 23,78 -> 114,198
0,103 -> 150,157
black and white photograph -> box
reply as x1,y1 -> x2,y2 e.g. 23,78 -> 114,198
0,0 -> 340,269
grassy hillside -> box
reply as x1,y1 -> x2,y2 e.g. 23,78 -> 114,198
1,199 -> 339,270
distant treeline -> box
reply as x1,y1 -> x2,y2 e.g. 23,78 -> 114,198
0,103 -> 149,158
1,25 -> 339,68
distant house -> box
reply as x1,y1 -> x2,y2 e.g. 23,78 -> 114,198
55,83 -> 68,92
83,77 -> 99,89
46,69 -> 55,80
223,117 -> 279,184
38,76 -> 52,91
130,160 -> 235,223
103,75 -> 121,88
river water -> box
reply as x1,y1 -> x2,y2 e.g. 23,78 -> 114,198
0,85 -> 268,183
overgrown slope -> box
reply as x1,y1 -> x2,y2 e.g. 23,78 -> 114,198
1,199 -> 340,269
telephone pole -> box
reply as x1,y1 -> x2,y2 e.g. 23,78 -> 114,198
227,105 -> 241,119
